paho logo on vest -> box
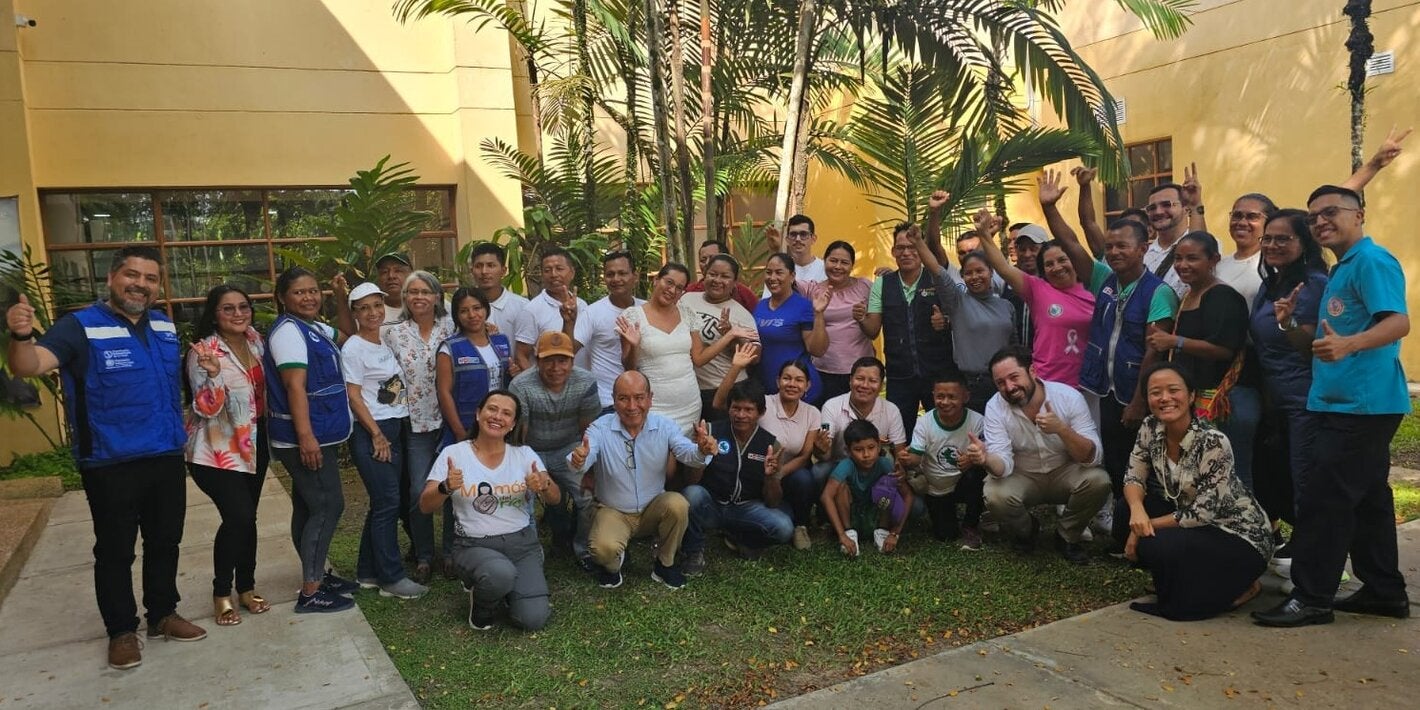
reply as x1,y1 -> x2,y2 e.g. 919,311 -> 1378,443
101,348 -> 134,369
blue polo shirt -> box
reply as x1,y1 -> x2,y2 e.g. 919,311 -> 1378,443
1308,236 -> 1411,415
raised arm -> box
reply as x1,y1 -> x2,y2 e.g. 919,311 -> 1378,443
1342,126 -> 1410,192
1071,166 -> 1108,259
711,341 -> 759,411
971,208 -> 1026,294
923,189 -> 952,267
804,289 -> 830,357
1037,170 -> 1096,282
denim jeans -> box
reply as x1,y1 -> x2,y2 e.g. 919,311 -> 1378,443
681,484 -> 794,554
540,442 -> 592,560
351,418 -> 408,584
1219,385 -> 1261,492
406,428 -> 451,564
273,444 -> 345,584
779,466 -> 819,526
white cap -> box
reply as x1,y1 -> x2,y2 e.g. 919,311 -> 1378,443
348,281 -> 384,305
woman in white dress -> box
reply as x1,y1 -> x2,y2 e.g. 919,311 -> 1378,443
615,263 -> 704,434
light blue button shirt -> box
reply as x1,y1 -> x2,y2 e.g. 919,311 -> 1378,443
1308,236 -> 1411,415
568,411 -> 710,513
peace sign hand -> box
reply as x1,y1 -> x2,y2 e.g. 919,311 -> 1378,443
193,341 -> 221,378
717,307 -> 731,334
1273,282 -> 1304,326
1368,125 -> 1412,170
560,287 -> 579,323
1181,162 -> 1202,209
763,444 -> 779,478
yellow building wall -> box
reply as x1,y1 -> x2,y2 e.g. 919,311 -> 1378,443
0,0 -> 526,463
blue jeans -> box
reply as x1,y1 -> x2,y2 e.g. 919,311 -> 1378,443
273,444 -> 345,584
1219,385 -> 1261,491
351,418 -> 408,584
780,466 -> 819,526
681,484 -> 794,554
406,429 -> 451,564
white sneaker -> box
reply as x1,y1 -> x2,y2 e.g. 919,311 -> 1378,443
1080,527 -> 1094,543
840,529 -> 860,557
1091,498 -> 1114,536
873,528 -> 890,552
792,525 -> 811,551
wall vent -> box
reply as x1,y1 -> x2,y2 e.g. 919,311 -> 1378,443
1366,51 -> 1395,77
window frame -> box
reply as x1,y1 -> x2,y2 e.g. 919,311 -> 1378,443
1105,138 -> 1173,218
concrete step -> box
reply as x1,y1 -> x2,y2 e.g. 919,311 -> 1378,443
0,498 -> 54,612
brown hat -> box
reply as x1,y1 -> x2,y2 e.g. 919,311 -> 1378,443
535,331 -> 576,359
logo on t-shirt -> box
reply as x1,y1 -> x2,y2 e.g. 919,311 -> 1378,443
940,445 -> 961,469
377,374 -> 405,405
472,482 -> 498,514
1327,296 -> 1345,318
1047,304 -> 1064,318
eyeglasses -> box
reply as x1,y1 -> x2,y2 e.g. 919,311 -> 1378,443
405,288 -> 438,297
1306,205 -> 1359,225
1145,200 -> 1178,212
1259,235 -> 1295,246
217,303 -> 253,315
623,437 -> 636,468
786,230 -> 813,241
1229,210 -> 1265,221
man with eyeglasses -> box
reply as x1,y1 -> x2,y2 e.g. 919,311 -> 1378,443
569,371 -> 719,590
762,214 -> 826,297
1141,183 -> 1193,298
1254,185 -> 1412,627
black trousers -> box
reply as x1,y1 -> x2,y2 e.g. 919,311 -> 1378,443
1098,395 -> 1139,497
922,468 -> 986,540
1136,525 -> 1266,621
886,375 -> 934,440
1291,412 -> 1406,606
80,455 -> 187,638
818,372 -> 852,406
189,424 -> 269,597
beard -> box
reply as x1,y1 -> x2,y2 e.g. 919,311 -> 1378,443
115,287 -> 151,315
1003,378 -> 1036,407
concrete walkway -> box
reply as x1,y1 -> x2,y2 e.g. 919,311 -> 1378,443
774,521 -> 1420,709
0,476 -> 416,710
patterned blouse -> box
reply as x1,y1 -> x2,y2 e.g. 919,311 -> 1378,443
382,317 -> 456,433
1124,416 -> 1274,559
185,328 -> 265,473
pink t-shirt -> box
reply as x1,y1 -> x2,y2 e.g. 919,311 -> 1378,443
1018,274 -> 1095,387
797,278 -> 874,375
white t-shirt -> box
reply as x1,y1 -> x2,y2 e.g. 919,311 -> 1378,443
678,292 -> 757,391
428,442 -> 546,538
574,295 -> 644,407
341,336 -> 409,421
908,408 -> 984,496
763,257 -> 826,297
516,290 -> 591,369
1215,250 -> 1263,308
1143,239 -> 1188,298
487,288 -> 530,339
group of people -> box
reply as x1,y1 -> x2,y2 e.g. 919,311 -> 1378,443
5,132 -> 1412,671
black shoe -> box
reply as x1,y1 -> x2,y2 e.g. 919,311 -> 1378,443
1333,586 -> 1411,619
1011,515 -> 1040,554
1054,534 -> 1089,565
652,561 -> 686,590
1251,598 -> 1334,627
596,568 -> 623,589
467,591 -> 495,631
320,571 -> 360,597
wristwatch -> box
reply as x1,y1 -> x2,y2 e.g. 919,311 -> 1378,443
1175,335 -> 1185,351
437,481 -> 451,496
1193,204 -> 1206,215
1278,316 -> 1298,332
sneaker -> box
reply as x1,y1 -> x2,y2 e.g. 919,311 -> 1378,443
379,577 -> 430,600
1080,527 -> 1095,543
1012,516 -> 1040,554
1270,543 -> 1294,578
651,561 -> 686,590
467,592 -> 495,631
321,571 -> 360,597
146,613 -> 207,642
576,555 -> 597,574
107,632 -> 143,670
723,537 -> 762,561
873,528 -> 891,552
978,510 -> 1000,535
1091,497 -> 1114,536
683,550 -> 707,576
356,577 -> 380,590
792,525 -> 812,551
959,525 -> 983,551
1054,534 -> 1089,566
840,529 -> 860,558
596,568 -> 623,589
295,589 -> 355,614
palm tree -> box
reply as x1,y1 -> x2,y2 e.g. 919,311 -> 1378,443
1343,0 -> 1373,173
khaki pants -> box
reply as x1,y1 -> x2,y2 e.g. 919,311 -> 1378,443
984,463 -> 1110,543
587,492 -> 689,571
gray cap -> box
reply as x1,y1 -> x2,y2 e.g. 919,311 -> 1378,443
1012,224 -> 1049,244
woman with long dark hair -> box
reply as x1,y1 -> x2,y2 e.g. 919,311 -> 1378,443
753,253 -> 829,404
799,241 -> 874,403
185,284 -> 270,625
615,262 -> 705,434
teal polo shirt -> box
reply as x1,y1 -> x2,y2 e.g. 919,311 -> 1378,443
1307,236 -> 1412,415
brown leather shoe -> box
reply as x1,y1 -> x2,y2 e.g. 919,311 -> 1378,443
146,613 -> 208,642
108,632 -> 143,670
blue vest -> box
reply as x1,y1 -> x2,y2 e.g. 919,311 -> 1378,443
263,315 -> 351,446
443,333 -> 512,436
1079,271 -> 1166,404
881,270 -> 955,380
62,304 -> 186,468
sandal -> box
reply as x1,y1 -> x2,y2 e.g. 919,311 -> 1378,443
239,590 -> 271,614
214,596 -> 242,626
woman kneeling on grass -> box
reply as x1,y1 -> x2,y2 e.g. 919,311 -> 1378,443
1123,362 -> 1274,621
821,420 -> 914,557
421,390 -> 559,631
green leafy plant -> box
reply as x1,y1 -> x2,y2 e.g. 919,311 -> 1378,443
1,246 -> 85,449
726,216 -> 774,292
0,445 -> 80,491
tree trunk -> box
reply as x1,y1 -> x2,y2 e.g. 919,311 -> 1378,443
788,102 -> 812,215
1343,0 -> 1373,174
773,0 -> 819,245
574,0 -> 597,236
699,0 -> 717,255
621,3 -> 642,259
667,1 -> 698,262
644,0 -> 681,262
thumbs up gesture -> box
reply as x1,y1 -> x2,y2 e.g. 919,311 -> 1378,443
6,293 -> 35,338
1312,319 -> 1354,362
446,458 -> 464,496
962,431 -> 986,468
695,419 -> 717,456
763,444 -> 779,478
1144,322 -> 1176,353
1273,282 -> 1304,327
930,304 -> 947,331
1034,401 -> 1065,435
525,461 -> 551,496
571,432 -> 591,470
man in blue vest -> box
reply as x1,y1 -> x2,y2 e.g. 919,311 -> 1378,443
6,246 -> 204,671
861,222 -> 956,435
1038,171 -> 1179,539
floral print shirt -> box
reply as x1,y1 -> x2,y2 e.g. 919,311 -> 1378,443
382,318 -> 456,433
1124,416 -> 1275,559
185,328 -> 265,473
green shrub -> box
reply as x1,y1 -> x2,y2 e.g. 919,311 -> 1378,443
0,446 -> 81,491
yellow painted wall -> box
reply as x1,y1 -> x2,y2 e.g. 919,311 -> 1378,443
0,0 -> 526,463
